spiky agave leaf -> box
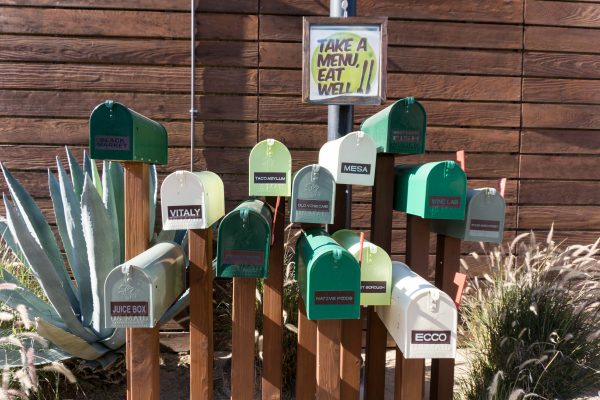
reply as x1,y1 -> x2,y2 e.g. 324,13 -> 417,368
101,161 -> 121,268
158,288 -> 189,326
108,161 -> 125,262
36,320 -> 109,361
65,146 -> 85,200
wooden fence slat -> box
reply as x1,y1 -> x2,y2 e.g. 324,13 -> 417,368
526,0 -> 600,28
519,181 -> 600,205
296,300 -> 317,400
519,206 -> 600,229
524,52 -> 600,79
0,0 -> 258,12
523,77 -> 600,104
232,277 -> 257,400
521,129 -> 600,155
525,26 -> 600,54
521,154 -> 600,180
316,319 -> 342,400
523,103 -> 600,129
340,315 -> 362,400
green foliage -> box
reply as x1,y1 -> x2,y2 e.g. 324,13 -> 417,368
459,230 -> 600,399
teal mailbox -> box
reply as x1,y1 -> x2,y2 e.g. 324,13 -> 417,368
216,199 -> 272,278
295,229 -> 360,321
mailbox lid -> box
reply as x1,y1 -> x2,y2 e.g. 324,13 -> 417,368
217,199 -> 272,278
291,164 -> 336,224
89,100 -> 168,164
394,161 -> 466,220
360,98 -> 426,154
331,229 -> 392,306
464,188 -> 505,243
249,139 -> 292,197
318,132 -> 377,186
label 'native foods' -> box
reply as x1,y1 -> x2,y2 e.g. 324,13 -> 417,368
314,290 -> 355,305
167,205 -> 202,220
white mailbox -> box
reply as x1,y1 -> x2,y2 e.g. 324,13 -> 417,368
318,131 -> 377,186
160,170 -> 225,230
376,262 -> 457,359
104,242 -> 186,329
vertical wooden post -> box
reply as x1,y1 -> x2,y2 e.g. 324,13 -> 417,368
317,319 -> 342,399
364,153 -> 394,399
430,234 -> 461,400
262,197 -> 285,400
232,277 -> 257,400
340,313 -> 362,400
124,163 -> 159,400
394,214 -> 429,400
296,300 -> 317,400
189,228 -> 213,400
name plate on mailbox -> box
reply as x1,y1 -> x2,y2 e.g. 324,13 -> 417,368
360,97 -> 426,154
216,199 -> 272,278
249,139 -> 292,197
318,131 -> 377,186
291,164 -> 336,225
376,262 -> 457,359
104,242 -> 186,328
331,229 -> 392,306
432,187 -> 506,243
160,170 -> 225,230
296,228 -> 360,320
89,100 -> 168,164
394,161 -> 466,220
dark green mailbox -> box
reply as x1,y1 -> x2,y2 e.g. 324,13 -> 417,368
216,199 -> 272,278
360,97 -> 426,154
89,100 -> 168,164
295,229 -> 360,321
394,161 -> 466,220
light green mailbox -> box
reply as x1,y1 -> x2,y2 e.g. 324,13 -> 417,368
331,229 -> 392,306
249,139 -> 292,197
295,229 -> 360,321
89,100 -> 168,164
360,97 -> 426,155
216,199 -> 272,278
104,242 -> 186,328
394,161 -> 466,220
432,188 -> 506,243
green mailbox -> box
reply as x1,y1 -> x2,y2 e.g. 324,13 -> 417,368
89,100 -> 168,164
295,229 -> 361,321
360,97 -> 426,154
216,199 -> 272,278
291,164 -> 336,225
394,161 -> 466,220
249,139 -> 292,197
331,229 -> 392,306
431,188 -> 506,243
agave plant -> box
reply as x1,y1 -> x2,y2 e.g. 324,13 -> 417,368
0,147 -> 189,365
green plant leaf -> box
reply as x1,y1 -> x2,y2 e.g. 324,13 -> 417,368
65,146 -> 85,200
81,176 -> 116,339
0,219 -> 30,269
109,162 -> 125,262
158,288 -> 189,326
36,320 -> 109,361
83,150 -> 92,179
102,161 -> 121,268
99,328 -> 125,351
0,342 -> 71,368
0,164 -> 79,314
149,164 -> 157,242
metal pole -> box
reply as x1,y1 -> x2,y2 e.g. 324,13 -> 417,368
190,0 -> 197,171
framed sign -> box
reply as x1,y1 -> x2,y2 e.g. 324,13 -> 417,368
302,17 -> 387,105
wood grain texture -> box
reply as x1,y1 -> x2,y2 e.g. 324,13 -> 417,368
523,78 -> 600,104
296,300 -> 317,400
524,52 -> 600,79
519,180 -> 600,205
189,229 -> 214,400
232,278 -> 256,400
519,206 -> 600,229
522,103 -> 600,129
316,319 -> 342,400
526,0 -> 600,28
525,26 -> 600,53
394,354 -> 424,400
0,0 -> 258,12
521,129 -> 600,155
340,316 -> 362,400
521,155 -> 600,180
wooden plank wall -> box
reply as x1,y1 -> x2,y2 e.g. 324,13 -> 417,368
0,0 -> 599,274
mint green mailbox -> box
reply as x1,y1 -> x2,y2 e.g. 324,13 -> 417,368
89,100 -> 168,164
295,229 -> 360,320
249,139 -> 292,197
360,97 -> 426,154
216,199 -> 272,278
332,229 -> 392,306
394,161 -> 466,220
432,188 -> 506,243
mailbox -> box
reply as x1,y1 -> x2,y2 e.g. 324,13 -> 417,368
160,170 -> 225,230
331,229 -> 392,306
394,161 -> 466,220
295,229 -> 360,320
291,164 -> 336,225
249,139 -> 292,197
216,199 -> 272,278
89,100 -> 168,164
431,188 -> 506,243
376,262 -> 457,359
318,131 -> 377,186
104,242 -> 186,328
360,97 -> 426,155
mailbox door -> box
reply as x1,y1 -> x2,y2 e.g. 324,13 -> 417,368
131,108 -> 168,164
249,139 -> 292,197
105,266 -> 153,329
291,165 -> 336,224
217,200 -> 272,278
464,188 -> 505,243
161,171 -> 206,230
90,101 -> 134,161
333,132 -> 377,186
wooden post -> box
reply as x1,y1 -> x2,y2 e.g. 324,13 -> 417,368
262,197 -> 285,400
317,319 -> 342,399
124,163 -> 159,400
340,314 -> 362,400
364,153 -> 394,399
232,277 -> 256,400
296,300 -> 317,400
430,234 -> 461,400
394,214 -> 429,400
189,228 -> 213,400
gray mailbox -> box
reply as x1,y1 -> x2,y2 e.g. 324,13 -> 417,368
291,164 -> 336,225
104,242 -> 186,328
431,188 -> 506,243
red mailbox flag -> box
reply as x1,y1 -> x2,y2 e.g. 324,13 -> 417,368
498,178 -> 507,198
454,272 -> 467,309
456,150 -> 465,172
